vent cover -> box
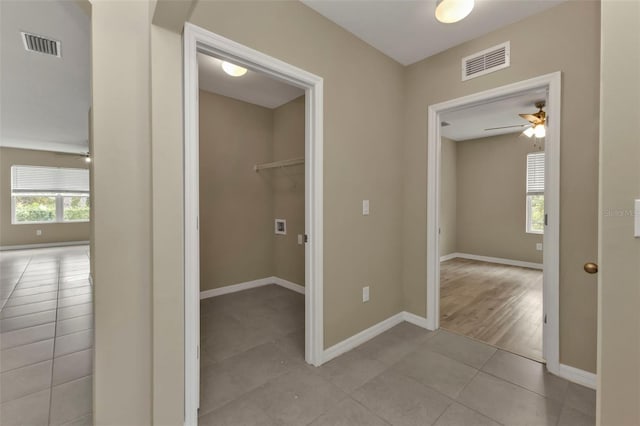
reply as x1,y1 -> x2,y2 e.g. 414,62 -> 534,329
462,41 -> 510,81
21,32 -> 61,57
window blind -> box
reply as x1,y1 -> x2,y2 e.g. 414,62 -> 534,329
11,165 -> 89,194
526,152 -> 545,195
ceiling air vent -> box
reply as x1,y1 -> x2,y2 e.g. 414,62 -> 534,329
21,32 -> 61,58
461,41 -> 510,81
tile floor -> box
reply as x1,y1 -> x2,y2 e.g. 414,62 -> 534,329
200,285 -> 596,426
0,246 -> 92,426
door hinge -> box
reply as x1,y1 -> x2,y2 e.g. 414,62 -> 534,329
544,314 -> 547,324
197,344 -> 200,359
544,214 -> 548,226
304,234 -> 308,243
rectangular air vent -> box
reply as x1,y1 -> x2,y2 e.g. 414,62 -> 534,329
461,41 -> 510,81
21,32 -> 61,57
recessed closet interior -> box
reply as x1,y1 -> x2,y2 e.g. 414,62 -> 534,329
196,52 -> 307,374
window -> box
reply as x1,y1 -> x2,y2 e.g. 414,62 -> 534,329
11,166 -> 90,224
526,152 -> 544,234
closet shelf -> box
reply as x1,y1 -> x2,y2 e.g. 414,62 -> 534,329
254,157 -> 304,172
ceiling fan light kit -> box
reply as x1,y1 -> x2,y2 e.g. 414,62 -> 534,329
435,0 -> 475,23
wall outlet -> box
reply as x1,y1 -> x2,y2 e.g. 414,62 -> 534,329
362,286 -> 370,303
36,229 -> 42,236
536,243 -> 543,251
362,200 -> 370,216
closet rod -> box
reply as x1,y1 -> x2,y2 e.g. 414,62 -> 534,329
254,157 -> 304,172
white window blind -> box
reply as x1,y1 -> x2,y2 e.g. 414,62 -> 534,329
526,152 -> 545,195
11,166 -> 89,194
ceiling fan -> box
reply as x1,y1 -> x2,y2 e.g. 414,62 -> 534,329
484,101 -> 547,138
54,151 -> 92,163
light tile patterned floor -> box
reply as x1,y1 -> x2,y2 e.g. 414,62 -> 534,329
200,285 -> 596,426
0,246 -> 92,426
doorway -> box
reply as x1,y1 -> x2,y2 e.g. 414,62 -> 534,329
426,72 -> 561,374
183,23 -> 324,424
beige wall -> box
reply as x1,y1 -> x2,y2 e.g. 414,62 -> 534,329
198,92 -> 305,290
189,1 -> 406,348
439,138 -> 457,256
199,91 -> 275,290
92,1 -> 152,423
273,96 -> 305,285
455,133 -> 543,264
597,1 -> 640,424
402,1 -> 600,373
0,147 -> 90,247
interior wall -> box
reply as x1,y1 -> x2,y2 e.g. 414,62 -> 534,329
273,95 -> 305,285
0,147 -> 90,247
402,0 -> 600,373
439,137 -> 457,257
597,1 -> 640,424
92,1 -> 152,423
189,0 -> 405,348
455,133 -> 543,264
199,90 -> 275,291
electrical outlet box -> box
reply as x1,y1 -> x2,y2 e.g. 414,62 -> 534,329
362,286 -> 370,303
362,200 -> 369,216
36,229 -> 42,236
536,243 -> 543,251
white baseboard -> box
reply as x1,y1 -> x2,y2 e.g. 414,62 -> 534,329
0,241 -> 90,251
440,252 -> 543,270
439,253 -> 458,262
272,277 -> 305,295
200,276 -> 305,299
322,313 -> 405,364
558,363 -> 597,390
402,311 -> 434,330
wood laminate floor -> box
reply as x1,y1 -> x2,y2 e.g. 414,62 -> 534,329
440,258 -> 543,362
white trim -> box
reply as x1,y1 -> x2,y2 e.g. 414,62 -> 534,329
0,241 -> 90,251
272,277 -> 305,295
199,277 -> 276,299
439,252 -> 458,262
0,137 -> 88,154
427,72 -> 562,375
199,276 -> 305,299
183,23 -> 324,426
558,364 -> 597,390
440,253 -> 543,270
322,313 -> 405,363
402,311 -> 434,330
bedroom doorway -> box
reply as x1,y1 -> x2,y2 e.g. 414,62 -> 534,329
426,72 -> 561,374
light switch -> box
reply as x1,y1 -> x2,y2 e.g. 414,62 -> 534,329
362,200 -> 370,216
635,200 -> 640,237
297,234 -> 304,245
362,286 -> 370,302
536,243 -> 543,251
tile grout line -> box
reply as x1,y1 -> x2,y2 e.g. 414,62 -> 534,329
0,256 -> 33,312
47,257 -> 62,426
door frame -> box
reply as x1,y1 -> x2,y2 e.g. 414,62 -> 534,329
426,72 -> 562,374
183,23 -> 324,425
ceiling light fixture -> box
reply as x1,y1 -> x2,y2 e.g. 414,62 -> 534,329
221,61 -> 248,77
435,0 -> 475,24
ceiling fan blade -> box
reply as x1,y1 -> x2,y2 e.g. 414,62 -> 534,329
484,124 -> 528,131
518,113 -> 539,122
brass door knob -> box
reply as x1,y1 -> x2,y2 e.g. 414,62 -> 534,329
584,262 -> 598,274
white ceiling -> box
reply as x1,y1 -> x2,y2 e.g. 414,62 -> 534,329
440,89 -> 547,141
1,0 -> 90,154
302,0 -> 564,65
198,53 -> 304,109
